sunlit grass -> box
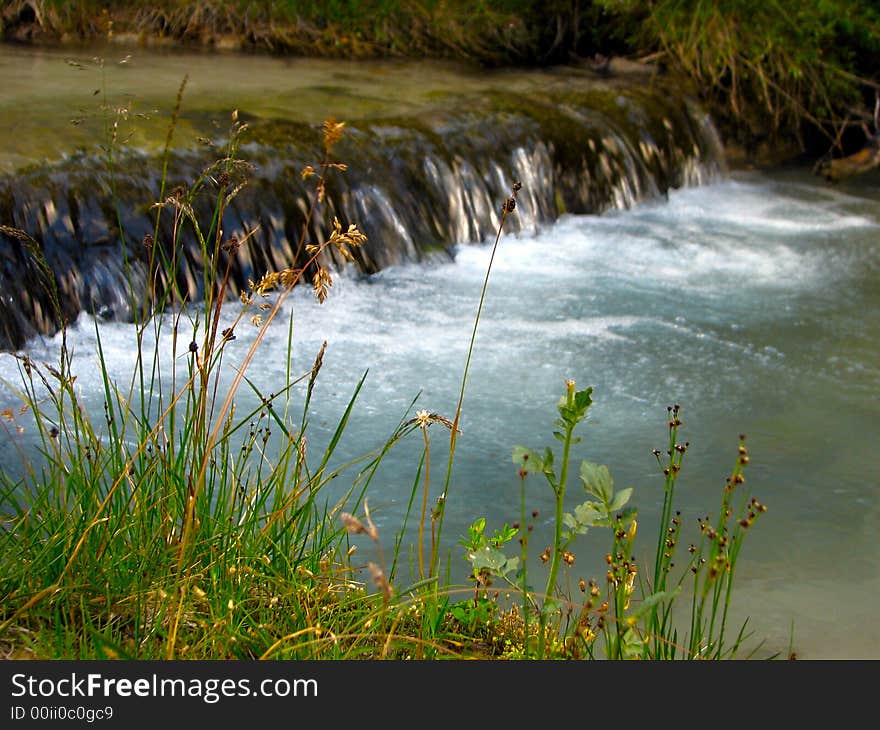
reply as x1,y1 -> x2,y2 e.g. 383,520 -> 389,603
0,78 -> 772,660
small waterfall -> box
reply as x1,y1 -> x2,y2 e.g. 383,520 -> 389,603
0,84 -> 726,351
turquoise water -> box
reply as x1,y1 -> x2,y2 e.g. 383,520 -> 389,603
3,168 -> 879,658
1,44 -> 879,659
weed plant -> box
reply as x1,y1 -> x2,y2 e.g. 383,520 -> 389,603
0,77 -> 769,660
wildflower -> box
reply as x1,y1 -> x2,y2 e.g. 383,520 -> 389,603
411,409 -> 458,432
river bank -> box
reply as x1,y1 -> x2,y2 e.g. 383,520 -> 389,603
5,0 -> 877,168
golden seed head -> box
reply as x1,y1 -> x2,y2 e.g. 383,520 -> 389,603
341,512 -> 368,535
312,266 -> 333,303
368,562 -> 392,602
322,117 -> 346,153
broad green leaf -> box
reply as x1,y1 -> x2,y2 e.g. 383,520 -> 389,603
573,387 -> 594,415
469,547 -> 518,578
579,460 -> 614,503
512,446 -> 544,473
574,500 -> 609,527
608,487 -> 633,513
470,546 -> 508,573
563,512 -> 590,535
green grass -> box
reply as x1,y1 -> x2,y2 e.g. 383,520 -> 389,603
0,80 -> 774,660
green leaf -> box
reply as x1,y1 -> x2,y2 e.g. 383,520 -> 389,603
607,487 -> 633,513
469,546 -> 518,578
542,446 -> 555,474
461,517 -> 486,548
541,597 -> 561,616
493,524 -> 519,546
563,511 -> 590,535
579,460 -> 614,503
619,626 -> 645,659
573,500 -> 610,527
574,387 -> 593,415
626,588 -> 682,622
512,446 -> 543,473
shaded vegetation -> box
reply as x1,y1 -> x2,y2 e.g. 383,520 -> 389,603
596,1 -> 880,161
3,1 -> 879,159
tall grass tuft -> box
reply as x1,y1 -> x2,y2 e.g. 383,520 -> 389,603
0,75 -> 771,660
0,87 -> 424,659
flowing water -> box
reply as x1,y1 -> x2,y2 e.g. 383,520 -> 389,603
1,44 -> 879,659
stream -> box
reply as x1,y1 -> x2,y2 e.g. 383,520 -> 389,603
1,43 -> 879,659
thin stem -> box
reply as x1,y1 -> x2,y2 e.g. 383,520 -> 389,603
418,423 -> 430,580
519,471 -> 529,659
430,183 -> 520,578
